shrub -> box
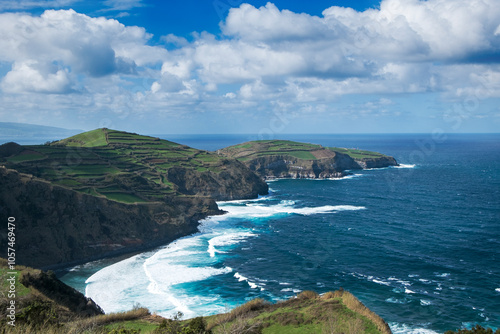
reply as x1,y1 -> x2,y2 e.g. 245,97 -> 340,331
297,290 -> 319,300
444,325 -> 500,334
17,299 -> 59,328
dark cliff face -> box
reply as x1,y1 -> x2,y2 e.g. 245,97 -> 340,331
0,167 -> 221,268
167,159 -> 268,200
354,156 -> 398,169
241,152 -> 397,179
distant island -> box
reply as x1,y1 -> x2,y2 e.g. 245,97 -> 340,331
0,128 -> 396,269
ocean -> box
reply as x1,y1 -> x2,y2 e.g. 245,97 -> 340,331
59,133 -> 500,334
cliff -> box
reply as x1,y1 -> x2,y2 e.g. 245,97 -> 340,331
0,167 -> 219,268
0,258 -> 103,328
219,140 -> 398,179
0,129 -> 268,268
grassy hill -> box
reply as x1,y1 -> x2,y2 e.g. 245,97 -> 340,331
0,128 -> 267,204
219,140 -> 390,161
0,129 -> 267,268
219,140 -> 397,179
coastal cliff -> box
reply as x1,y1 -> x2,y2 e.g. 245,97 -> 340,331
0,129 -> 268,268
219,140 -> 398,179
0,167 -> 219,268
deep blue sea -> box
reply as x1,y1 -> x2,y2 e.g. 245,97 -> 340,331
59,134 -> 500,334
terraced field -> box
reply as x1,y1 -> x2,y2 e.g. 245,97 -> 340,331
220,139 -> 388,161
0,129 -> 236,204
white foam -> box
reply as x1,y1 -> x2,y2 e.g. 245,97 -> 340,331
405,288 -> 416,294
390,323 -> 439,334
372,279 -> 392,286
326,173 -> 363,180
420,300 -> 432,306
234,272 -> 247,282
435,272 -> 450,278
393,164 -> 416,169
216,199 -> 365,219
495,288 -> 500,293
208,231 -> 256,257
233,272 -> 264,290
385,297 -> 408,304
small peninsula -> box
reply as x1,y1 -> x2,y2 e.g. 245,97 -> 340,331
219,140 -> 398,179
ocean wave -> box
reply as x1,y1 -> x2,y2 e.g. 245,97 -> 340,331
393,164 -> 416,169
214,199 -> 366,219
234,272 -> 265,291
495,288 -> 500,293
208,231 -> 256,257
389,323 -> 439,334
385,297 -> 409,304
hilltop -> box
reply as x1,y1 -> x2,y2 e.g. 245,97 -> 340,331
219,140 -> 398,179
0,129 -> 267,268
1,128 -> 268,202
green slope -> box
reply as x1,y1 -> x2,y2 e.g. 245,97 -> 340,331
219,139 -> 389,161
0,128 -> 258,204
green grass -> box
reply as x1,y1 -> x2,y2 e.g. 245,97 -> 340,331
105,320 -> 158,333
100,192 -> 146,203
0,267 -> 31,298
54,128 -> 108,147
221,139 -> 389,162
6,152 -> 45,162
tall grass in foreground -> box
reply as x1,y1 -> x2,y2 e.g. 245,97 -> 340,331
322,290 -> 392,334
1,307 -> 150,334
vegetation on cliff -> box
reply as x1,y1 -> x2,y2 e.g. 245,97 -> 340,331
0,261 -> 392,334
0,128 -> 268,203
219,140 -> 398,179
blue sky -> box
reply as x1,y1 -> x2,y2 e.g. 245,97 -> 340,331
0,0 -> 499,135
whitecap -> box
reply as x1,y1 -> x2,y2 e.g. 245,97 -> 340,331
434,272 -> 450,278
495,288 -> 500,293
420,300 -> 432,306
405,288 -> 416,294
389,323 -> 440,334
386,297 -> 407,304
216,200 -> 365,219
372,279 -> 392,286
207,231 -> 256,257
393,164 -> 416,169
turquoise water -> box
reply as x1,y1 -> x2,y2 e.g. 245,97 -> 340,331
60,134 -> 500,333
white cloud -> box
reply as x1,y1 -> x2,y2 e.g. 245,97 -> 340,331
0,9 -> 168,94
1,60 -> 72,94
0,1 -> 499,132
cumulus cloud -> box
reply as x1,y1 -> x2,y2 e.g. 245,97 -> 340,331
1,60 -> 73,94
0,0 -> 499,131
0,9 -> 168,94
139,0 -> 497,104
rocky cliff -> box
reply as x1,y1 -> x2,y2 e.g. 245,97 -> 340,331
0,167 -> 220,268
219,140 -> 398,179
0,129 -> 268,268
